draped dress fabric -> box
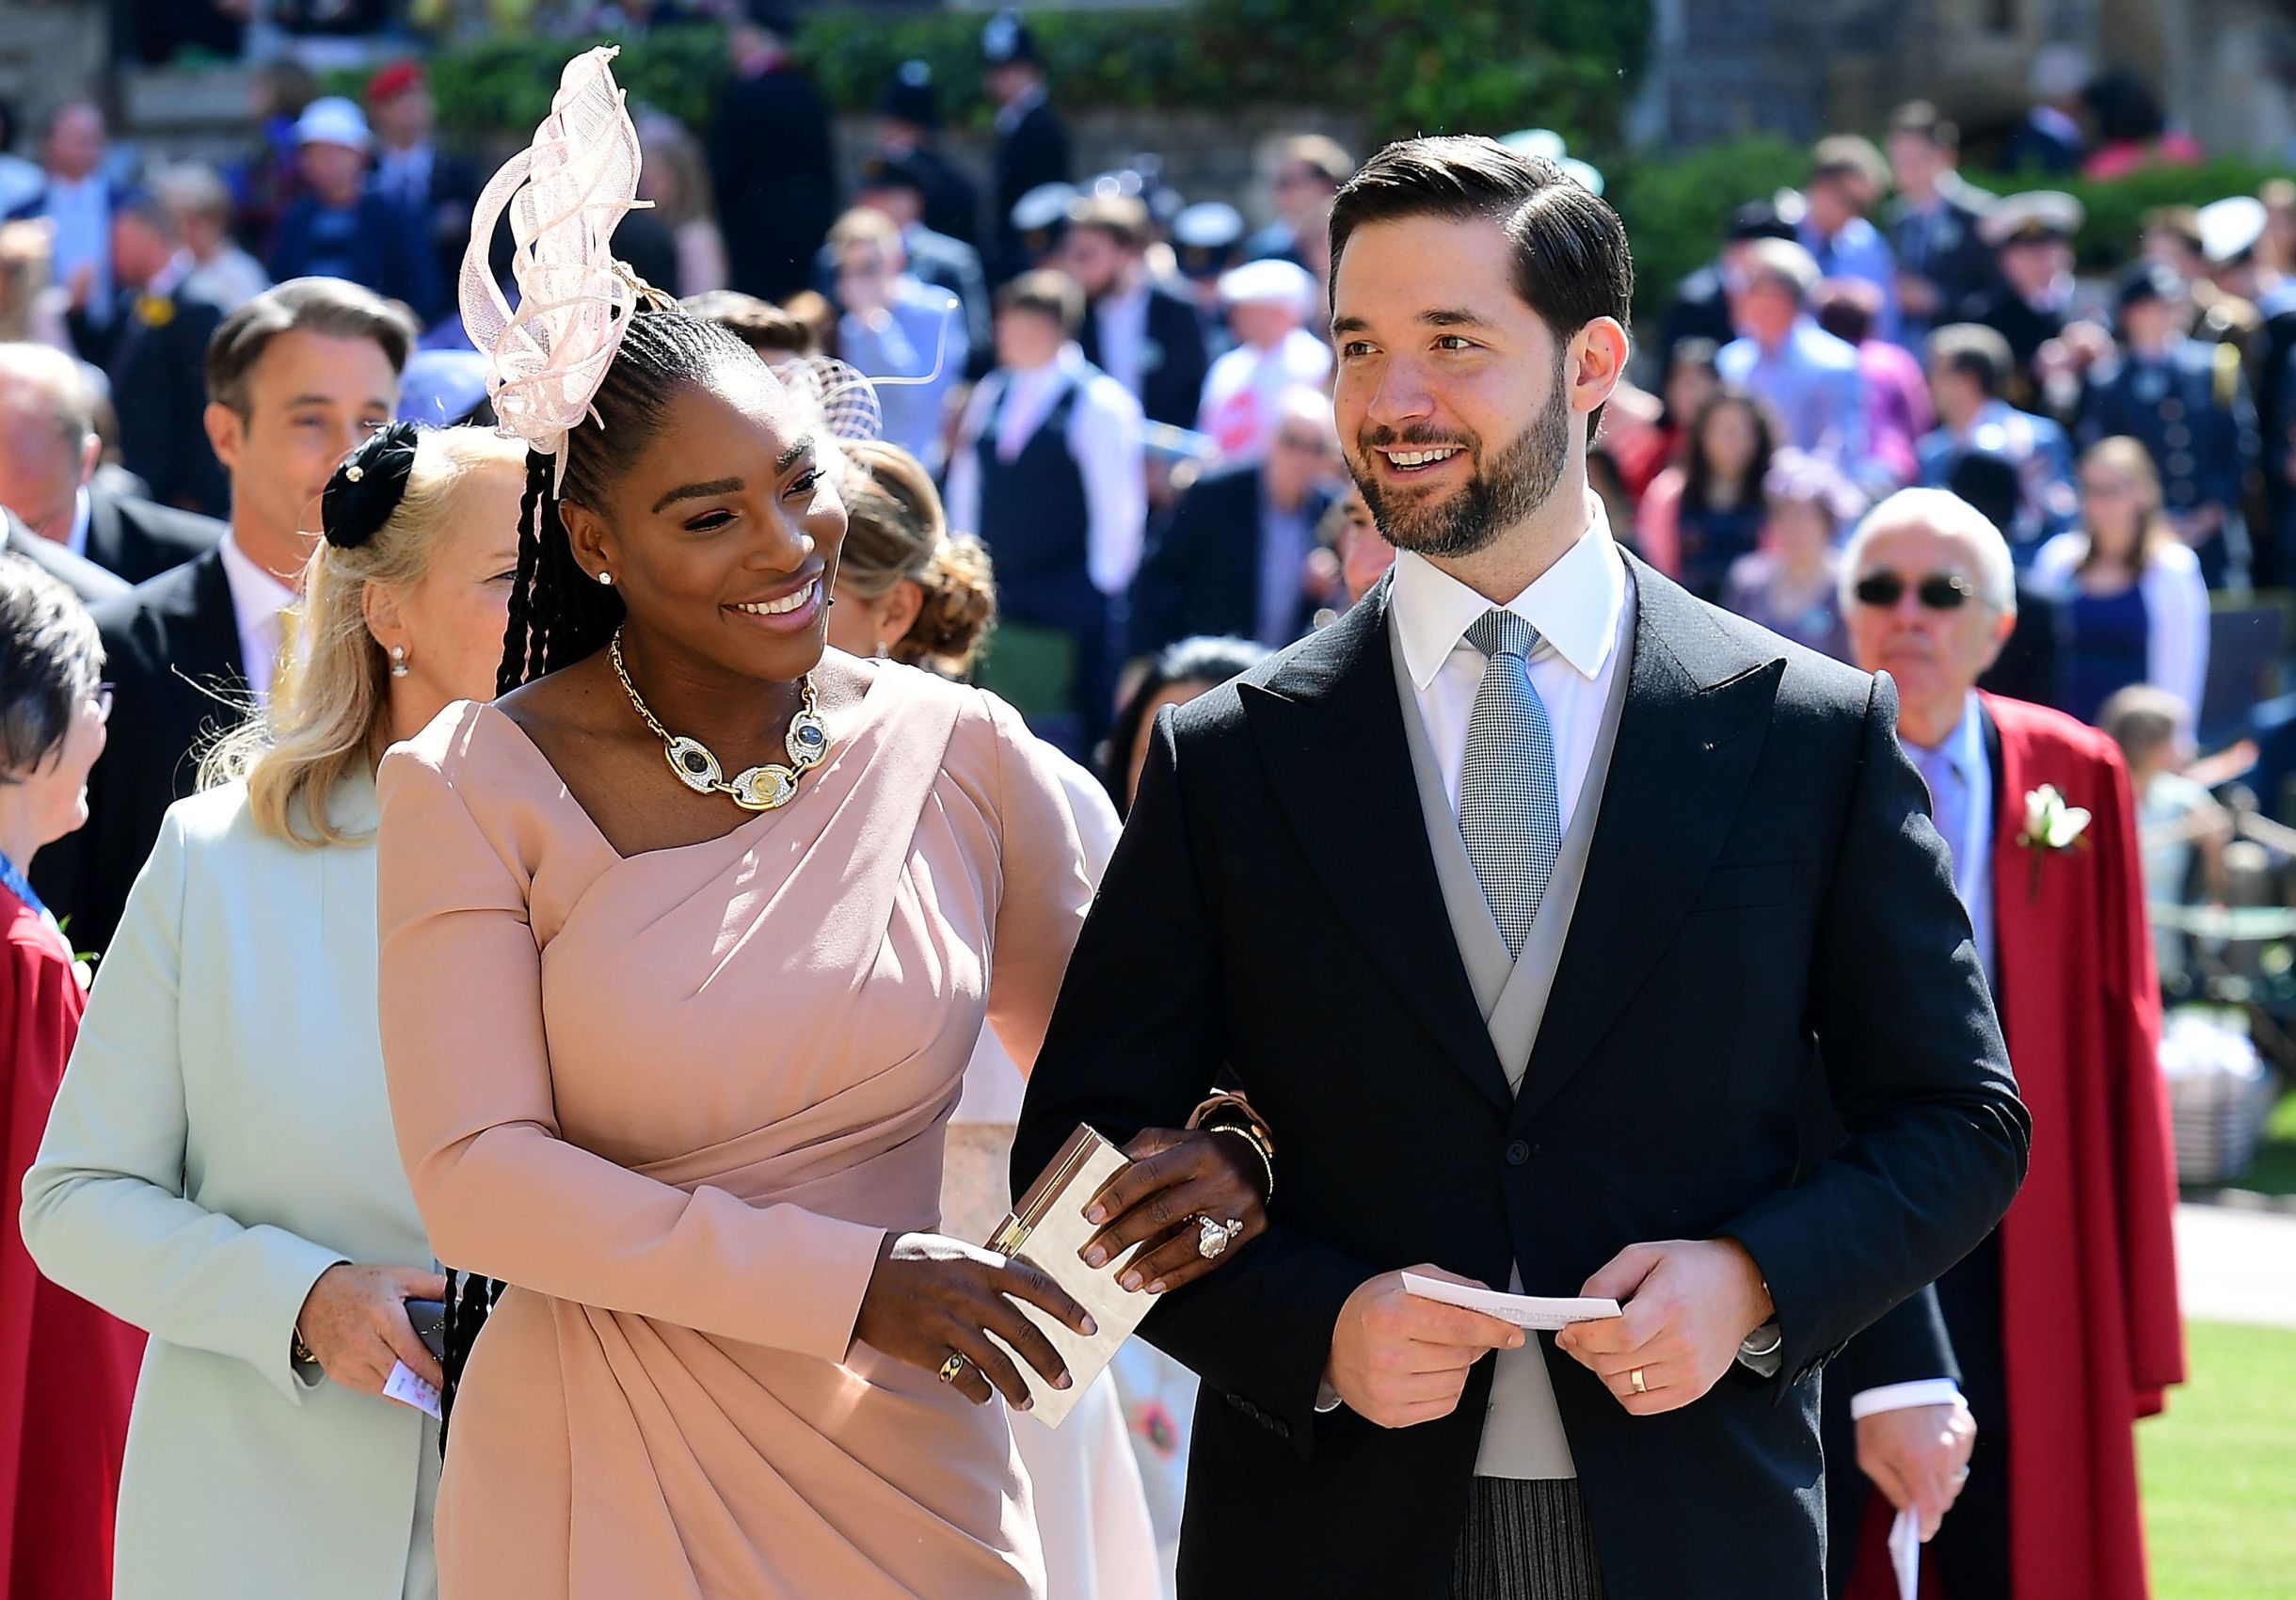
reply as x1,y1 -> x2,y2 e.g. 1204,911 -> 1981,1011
375,664 -> 1095,1599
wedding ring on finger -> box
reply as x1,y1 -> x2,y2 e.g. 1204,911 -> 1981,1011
936,1352 -> 969,1385
1194,1214 -> 1245,1260
1630,1367 -> 1650,1395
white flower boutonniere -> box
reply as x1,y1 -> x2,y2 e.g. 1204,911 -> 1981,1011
2016,783 -> 2091,897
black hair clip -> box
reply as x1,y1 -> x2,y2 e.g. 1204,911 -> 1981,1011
322,421 -> 422,551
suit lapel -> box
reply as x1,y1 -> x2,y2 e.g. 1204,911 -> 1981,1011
1509,561 -> 1784,1129
1241,586 -> 1514,1112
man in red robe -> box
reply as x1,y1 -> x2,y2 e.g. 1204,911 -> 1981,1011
1827,488 -> 2185,1600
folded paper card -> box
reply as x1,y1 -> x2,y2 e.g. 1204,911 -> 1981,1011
1399,1272 -> 1623,1331
981,1125 -> 1160,1427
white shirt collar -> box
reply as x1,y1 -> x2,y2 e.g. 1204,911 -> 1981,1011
217,529 -> 298,626
67,486 -> 91,559
146,248 -> 197,302
1390,495 -> 1627,693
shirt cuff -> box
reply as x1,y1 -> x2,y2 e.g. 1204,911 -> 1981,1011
1850,1378 -> 1966,1419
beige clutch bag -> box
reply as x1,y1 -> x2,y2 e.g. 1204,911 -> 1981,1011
982,1125 -> 1159,1427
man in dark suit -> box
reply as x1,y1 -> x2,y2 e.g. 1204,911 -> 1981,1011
0,339 -> 220,584
104,191 -> 231,517
0,507 -> 127,607
364,61 -> 482,318
1131,387 -> 1339,653
710,6 -> 838,305
1013,136 -> 2028,1600
982,10 -> 1070,284
32,279 -> 412,954
1062,192 -> 1214,431
1885,103 -> 1998,350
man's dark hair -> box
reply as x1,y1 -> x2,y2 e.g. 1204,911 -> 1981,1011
1928,323 -> 2013,398
996,269 -> 1084,338
205,277 -> 418,420
1329,136 -> 1633,438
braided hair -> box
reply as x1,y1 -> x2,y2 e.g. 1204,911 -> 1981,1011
494,308 -> 766,694
442,309 -> 763,1445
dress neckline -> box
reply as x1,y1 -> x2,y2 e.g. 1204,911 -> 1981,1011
470,660 -> 890,866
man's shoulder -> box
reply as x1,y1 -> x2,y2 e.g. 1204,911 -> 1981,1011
95,489 -> 225,559
1644,571 -> 1875,717
90,549 -> 219,648
1982,691 -> 2122,772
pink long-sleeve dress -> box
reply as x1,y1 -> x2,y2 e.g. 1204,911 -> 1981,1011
375,664 -> 1094,1599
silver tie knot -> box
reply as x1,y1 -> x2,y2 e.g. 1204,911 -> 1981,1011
1466,608 -> 1539,664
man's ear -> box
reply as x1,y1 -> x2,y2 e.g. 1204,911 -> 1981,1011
1569,317 -> 1631,418
204,401 -> 244,476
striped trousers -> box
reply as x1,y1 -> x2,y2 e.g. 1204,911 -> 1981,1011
1452,1477 -> 1607,1600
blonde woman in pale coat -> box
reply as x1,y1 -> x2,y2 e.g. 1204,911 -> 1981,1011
20,423 -> 526,1600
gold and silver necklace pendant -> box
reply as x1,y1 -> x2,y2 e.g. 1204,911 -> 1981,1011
610,626 -> 831,811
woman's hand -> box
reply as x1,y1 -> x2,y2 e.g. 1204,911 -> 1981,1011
295,1263 -> 450,1395
853,1233 -> 1097,1410
1076,1128 -> 1269,1297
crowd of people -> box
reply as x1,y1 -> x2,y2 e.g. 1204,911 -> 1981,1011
0,10 -> 2264,1600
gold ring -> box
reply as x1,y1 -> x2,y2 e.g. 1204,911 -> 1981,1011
936,1352 -> 968,1384
1630,1367 -> 1649,1395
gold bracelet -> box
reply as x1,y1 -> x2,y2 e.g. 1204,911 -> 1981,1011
1206,1122 -> 1274,1205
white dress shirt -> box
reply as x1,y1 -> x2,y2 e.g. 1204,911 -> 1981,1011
1388,500 -> 1630,829
217,531 -> 298,706
1091,279 -> 1152,401
41,173 -> 112,328
65,486 -> 92,560
944,344 -> 1147,598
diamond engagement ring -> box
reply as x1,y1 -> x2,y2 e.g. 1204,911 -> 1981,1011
937,1352 -> 968,1384
1195,1215 -> 1244,1260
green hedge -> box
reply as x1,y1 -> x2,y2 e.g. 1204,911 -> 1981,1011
407,1 -> 1649,152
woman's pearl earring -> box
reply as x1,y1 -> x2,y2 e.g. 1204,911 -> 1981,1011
390,645 -> 409,679
597,570 -> 613,587
873,640 -> 889,660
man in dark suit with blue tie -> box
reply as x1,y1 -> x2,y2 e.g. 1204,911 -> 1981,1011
1014,136 -> 2029,1600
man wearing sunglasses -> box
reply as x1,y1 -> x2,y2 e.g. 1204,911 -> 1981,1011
1827,488 -> 2182,1600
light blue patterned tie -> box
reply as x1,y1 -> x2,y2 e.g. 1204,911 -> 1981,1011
1459,609 -> 1563,958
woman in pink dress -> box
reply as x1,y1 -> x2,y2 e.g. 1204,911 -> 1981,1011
375,51 -> 1264,1600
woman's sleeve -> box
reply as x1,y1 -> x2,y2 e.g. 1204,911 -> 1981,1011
981,695 -> 1096,1074
2145,552 -> 2211,732
375,743 -> 885,1363
19,813 -> 347,1404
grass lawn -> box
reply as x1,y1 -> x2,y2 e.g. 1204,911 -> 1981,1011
2142,1320 -> 2296,1600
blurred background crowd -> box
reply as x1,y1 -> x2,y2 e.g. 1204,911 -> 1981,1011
2,3 -> 2295,1596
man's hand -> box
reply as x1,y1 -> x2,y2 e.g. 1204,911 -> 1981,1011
1858,1400 -> 1976,1541
1324,1266 -> 1524,1430
1555,1239 -> 1772,1416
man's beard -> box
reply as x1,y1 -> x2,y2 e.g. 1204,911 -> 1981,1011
1350,352 -> 1572,560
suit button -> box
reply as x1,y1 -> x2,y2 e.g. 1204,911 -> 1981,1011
1506,1140 -> 1531,1167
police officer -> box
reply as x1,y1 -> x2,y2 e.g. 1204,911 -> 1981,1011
2080,261 -> 2261,588
983,10 -> 1071,284
874,60 -> 981,250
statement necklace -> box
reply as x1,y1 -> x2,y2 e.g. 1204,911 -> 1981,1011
610,627 -> 830,811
